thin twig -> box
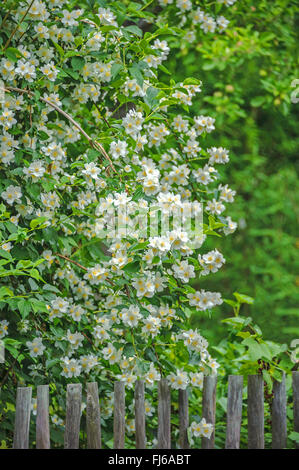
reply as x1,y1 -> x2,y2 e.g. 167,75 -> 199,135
55,253 -> 88,271
55,252 -> 115,287
94,103 -> 112,129
0,8 -> 12,32
1,85 -> 118,174
82,332 -> 93,345
3,0 -> 35,51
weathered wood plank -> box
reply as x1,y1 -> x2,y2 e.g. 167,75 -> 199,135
225,375 -> 243,449
272,372 -> 287,449
179,389 -> 189,449
86,382 -> 101,449
64,383 -> 82,449
135,380 -> 146,449
13,386 -> 32,449
113,381 -> 125,449
247,374 -> 264,449
157,378 -> 171,449
201,375 -> 217,449
293,371 -> 299,450
36,385 -> 50,449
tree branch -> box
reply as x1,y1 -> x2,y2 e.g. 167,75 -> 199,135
1,85 -> 118,174
55,253 -> 88,271
3,0 -> 35,51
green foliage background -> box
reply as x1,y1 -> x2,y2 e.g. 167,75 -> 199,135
167,0 -> 299,345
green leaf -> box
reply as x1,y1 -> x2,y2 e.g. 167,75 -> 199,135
129,64 -> 143,87
71,56 -> 85,71
17,299 -> 31,319
123,261 -> 140,273
111,63 -> 123,79
51,40 -> 64,58
250,96 -> 266,107
262,369 -> 273,393
288,432 -> 299,443
4,47 -> 22,62
242,337 -> 263,362
0,286 -> 13,300
123,343 -> 135,357
144,86 -> 160,108
233,292 -> 254,304
30,299 -> 48,313
124,25 -> 143,37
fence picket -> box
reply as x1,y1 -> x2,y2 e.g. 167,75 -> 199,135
36,385 -> 50,449
13,386 -> 32,449
179,389 -> 189,449
201,375 -> 217,449
225,375 -> 243,449
272,372 -> 287,449
86,382 -> 101,449
135,380 -> 146,449
293,371 -> 299,450
248,374 -> 264,449
4,374 -> 297,449
64,383 -> 82,449
157,378 -> 171,449
113,381 -> 125,449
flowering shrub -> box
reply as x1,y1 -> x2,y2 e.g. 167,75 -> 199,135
0,0 -> 239,447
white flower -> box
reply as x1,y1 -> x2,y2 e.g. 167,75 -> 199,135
223,216 -> 238,235
144,363 -> 161,385
190,418 -> 213,439
116,372 -> 137,389
23,160 -> 45,179
40,62 -> 58,82
122,305 -> 142,327
218,184 -> 236,203
0,109 -> 17,128
66,329 -> 84,349
206,198 -> 225,215
1,185 -> 22,205
15,60 -> 36,82
82,162 -> 101,180
207,147 -> 229,164
80,355 -> 98,373
61,357 -> 82,378
93,324 -> 109,343
172,260 -> 195,283
217,16 -> 229,33
26,337 -> 45,357
110,140 -> 128,159
189,372 -> 204,388
97,7 -> 117,26
167,369 -> 189,390
41,192 -> 60,210
142,315 -> 161,337
0,320 -> 9,338
0,242 -> 12,252
122,110 -> 144,139
187,290 -> 223,311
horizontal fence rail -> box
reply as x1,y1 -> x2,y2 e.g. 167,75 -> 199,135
4,372 -> 299,449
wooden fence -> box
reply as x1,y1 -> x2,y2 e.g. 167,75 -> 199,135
5,372 -> 299,449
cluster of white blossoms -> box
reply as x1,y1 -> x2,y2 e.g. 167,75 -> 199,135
198,249 -> 226,276
190,418 -> 214,439
157,0 -> 238,37
167,369 -> 206,390
0,0 -> 239,444
26,337 -> 46,357
187,290 -> 223,311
